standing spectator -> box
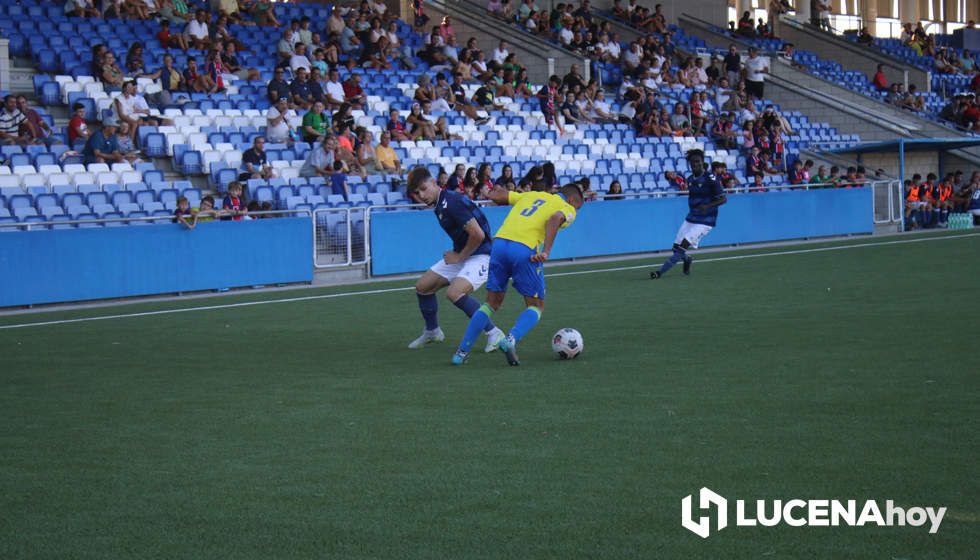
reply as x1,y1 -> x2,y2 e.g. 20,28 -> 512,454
724,44 -> 741,87
240,136 -> 275,181
185,9 -> 212,50
374,131 -> 403,174
266,97 -> 296,144
872,64 -> 888,91
222,181 -> 247,221
743,47 -> 769,100
329,160 -> 350,200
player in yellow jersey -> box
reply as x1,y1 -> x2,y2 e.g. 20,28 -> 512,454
452,182 -> 585,366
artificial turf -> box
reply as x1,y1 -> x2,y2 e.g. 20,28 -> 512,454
0,231 -> 977,559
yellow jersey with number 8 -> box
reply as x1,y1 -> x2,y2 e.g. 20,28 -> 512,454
494,191 -> 577,250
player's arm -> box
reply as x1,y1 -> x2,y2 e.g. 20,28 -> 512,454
445,218 -> 485,264
530,211 -> 566,263
698,179 -> 728,211
486,185 -> 513,205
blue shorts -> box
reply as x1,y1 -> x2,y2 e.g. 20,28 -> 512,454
486,238 -> 545,299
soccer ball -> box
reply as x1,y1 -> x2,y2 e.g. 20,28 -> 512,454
552,328 -> 583,360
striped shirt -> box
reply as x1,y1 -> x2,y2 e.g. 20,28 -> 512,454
0,108 -> 25,135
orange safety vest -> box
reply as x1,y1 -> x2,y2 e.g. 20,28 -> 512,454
938,184 -> 952,201
906,185 -> 920,201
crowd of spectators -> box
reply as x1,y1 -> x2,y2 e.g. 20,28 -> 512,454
0,95 -> 56,147
903,170 -> 980,228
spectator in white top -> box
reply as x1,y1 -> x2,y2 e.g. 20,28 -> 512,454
323,68 -> 346,110
743,47 -> 769,100
289,42 -> 312,73
278,29 -> 296,67
595,33 -> 618,62
558,21 -> 574,46
266,97 -> 296,144
589,90 -> 615,121
185,9 -> 211,51
492,40 -> 509,65
0,95 -> 33,146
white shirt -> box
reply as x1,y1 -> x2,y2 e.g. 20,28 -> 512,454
559,27 -> 573,45
325,80 -> 345,103
289,54 -> 312,72
592,99 -> 611,117
492,47 -> 509,65
186,20 -> 209,40
604,41 -> 621,59
745,56 -> 768,82
114,93 -> 139,119
266,106 -> 294,141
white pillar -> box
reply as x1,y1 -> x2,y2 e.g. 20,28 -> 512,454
0,39 -> 8,93
795,0 -> 811,24
900,0 -> 918,23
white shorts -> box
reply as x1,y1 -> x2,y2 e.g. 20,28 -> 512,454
971,209 -> 980,216
909,201 -> 928,209
674,220 -> 713,249
429,254 -> 490,289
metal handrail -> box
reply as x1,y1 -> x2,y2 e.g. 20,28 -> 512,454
0,209 -> 310,229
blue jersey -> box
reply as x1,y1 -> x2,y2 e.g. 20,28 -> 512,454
436,189 -> 493,256
971,188 -> 980,210
685,171 -> 725,227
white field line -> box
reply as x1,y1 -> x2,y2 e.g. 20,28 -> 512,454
1,232 -> 977,331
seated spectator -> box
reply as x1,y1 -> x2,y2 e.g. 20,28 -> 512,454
183,58 -> 217,93
788,159 -> 806,184
605,180 -> 625,200
872,64 -> 888,91
445,164 -> 466,192
82,117 -> 123,164
857,27 -> 874,46
588,90 -> 615,122
885,83 -> 905,105
290,42 -> 313,73
431,114 -> 463,141
299,135 -> 337,178
0,95 -> 34,146
277,29 -> 297,67
16,96 -> 56,147
267,67 -> 291,105
65,0 -> 101,17
471,78 -> 499,110
332,103 -> 356,135
406,102 -> 436,140
115,123 -> 142,163
360,35 -> 393,70
101,52 -> 125,90
240,136 -> 275,181
340,15 -> 363,57
496,164 -> 516,190
900,84 -> 926,112
664,171 -> 687,191
67,102 -> 90,147
748,172 -> 767,192
669,103 -> 691,136
266,97 -> 297,144
290,68 -> 315,110
342,74 -> 366,109
561,92 -> 591,125
438,16 -> 456,43
185,10 -> 212,51
711,112 -> 737,148
386,108 -> 410,141
518,165 -> 543,191
301,101 -> 330,143
157,19 -> 189,52
354,128 -> 379,174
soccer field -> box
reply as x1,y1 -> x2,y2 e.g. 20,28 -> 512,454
1,231 -> 977,559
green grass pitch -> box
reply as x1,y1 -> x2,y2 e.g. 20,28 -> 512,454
0,231 -> 977,559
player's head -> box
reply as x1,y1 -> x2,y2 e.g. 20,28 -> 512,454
560,182 -> 585,209
686,149 -> 706,176
407,166 -> 440,205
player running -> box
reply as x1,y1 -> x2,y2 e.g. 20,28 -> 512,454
650,149 -> 726,279
451,181 -> 585,366
406,167 -> 505,352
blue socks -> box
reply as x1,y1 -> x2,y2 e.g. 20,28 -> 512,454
459,304 -> 493,353
659,244 -> 687,275
510,307 -> 542,342
417,292 -> 438,331
453,294 -> 496,332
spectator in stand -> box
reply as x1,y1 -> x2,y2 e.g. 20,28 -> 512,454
788,159 -> 806,184
669,102 -> 691,136
885,83 -> 905,105
266,97 -> 296,144
872,64 -> 888,91
321,68 -> 346,110
538,75 -> 564,135
222,181 -> 247,221
277,29 -> 297,67
343,73 -> 366,110
329,160 -> 351,201
65,0 -> 101,17
157,19 -> 189,52
82,117 -> 122,164
67,102 -> 90,147
605,180 -> 625,200
560,92 -> 591,125
301,101 -> 330,143
386,108 -> 410,141
267,67 -> 291,105
446,163 -> 466,192
101,52 -> 126,90
354,129 -> 379,174
185,9 -> 211,50
857,27 -> 874,46
815,0 -> 832,31
711,112 -> 737,148
664,170 -> 687,191
290,42 -> 313,73
174,195 -> 195,228
737,11 -> 754,37
496,165 -> 516,190
300,135 -> 337,178
360,34 -> 393,70
0,96 -> 31,144
406,103 -> 436,140
901,84 -> 926,112
748,172 -> 767,192
743,47 -> 769,100
184,58 -> 217,93
240,136 -> 275,181
16,96 -> 56,147
290,67 -> 315,110
158,0 -> 194,26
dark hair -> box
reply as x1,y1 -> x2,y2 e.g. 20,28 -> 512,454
333,160 -> 344,171
406,166 -> 432,192
72,102 -> 85,111
686,148 -> 705,161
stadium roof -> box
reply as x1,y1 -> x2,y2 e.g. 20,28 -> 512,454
830,138 -> 980,154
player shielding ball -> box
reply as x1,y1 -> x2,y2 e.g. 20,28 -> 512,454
650,149 -> 727,279
406,167 -> 506,352
452,182 -> 585,366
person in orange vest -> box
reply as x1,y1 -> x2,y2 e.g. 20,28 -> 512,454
904,173 -> 928,229
934,173 -> 955,226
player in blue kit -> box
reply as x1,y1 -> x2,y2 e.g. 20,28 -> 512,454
405,167 -> 505,352
650,149 -> 727,279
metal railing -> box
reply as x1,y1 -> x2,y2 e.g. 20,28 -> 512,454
0,209 -> 310,230
312,206 -> 370,268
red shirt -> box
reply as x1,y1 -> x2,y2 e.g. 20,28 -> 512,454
157,30 -> 170,46
342,80 -> 363,99
872,71 -> 888,90
68,115 -> 86,144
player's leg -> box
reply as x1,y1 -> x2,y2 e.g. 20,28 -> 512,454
445,266 -> 505,352
650,237 -> 691,279
409,268 -> 450,348
454,242 -> 512,364
497,251 -> 546,366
